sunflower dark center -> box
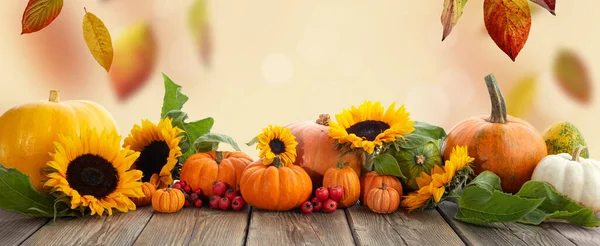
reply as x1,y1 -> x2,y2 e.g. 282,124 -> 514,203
269,139 -> 286,154
137,141 -> 170,182
346,120 -> 390,141
66,154 -> 118,198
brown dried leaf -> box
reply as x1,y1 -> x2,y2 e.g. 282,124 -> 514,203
553,49 -> 592,105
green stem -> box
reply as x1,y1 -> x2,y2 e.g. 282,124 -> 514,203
215,151 -> 223,164
484,74 -> 508,124
273,156 -> 283,168
364,153 -> 375,172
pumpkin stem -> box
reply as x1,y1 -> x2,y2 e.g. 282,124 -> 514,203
484,74 -> 508,124
337,161 -> 349,169
273,156 -> 283,168
316,114 -> 331,126
381,182 -> 387,190
571,145 -> 588,162
415,154 -> 426,165
49,90 -> 60,103
215,151 -> 223,164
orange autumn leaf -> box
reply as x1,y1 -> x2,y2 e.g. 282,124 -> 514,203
441,0 -> 469,41
21,0 -> 64,34
553,49 -> 592,105
188,0 -> 213,68
483,0 -> 531,61
530,0 -> 555,15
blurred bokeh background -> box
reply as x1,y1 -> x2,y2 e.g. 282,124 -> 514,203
1,0 -> 598,159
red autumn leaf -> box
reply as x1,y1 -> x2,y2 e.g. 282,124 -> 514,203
552,49 -> 592,105
441,0 -> 469,41
484,0 -> 532,61
530,0 -> 555,15
21,0 -> 64,34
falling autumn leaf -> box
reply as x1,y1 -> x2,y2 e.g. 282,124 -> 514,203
82,8 -> 113,72
530,0 -> 555,15
480,2 -> 542,35
21,0 -> 64,34
441,0 -> 468,41
553,49 -> 592,105
109,22 -> 157,101
484,0 -> 531,61
188,0 -> 213,67
506,75 -> 537,118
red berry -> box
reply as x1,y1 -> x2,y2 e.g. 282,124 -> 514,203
212,181 -> 227,196
209,196 -> 221,209
194,188 -> 203,196
184,200 -> 191,207
183,185 -> 192,194
225,188 -> 238,201
219,197 -> 231,210
172,183 -> 182,190
301,201 -> 313,214
315,187 -> 329,201
329,186 -> 343,201
179,180 -> 188,187
323,199 -> 337,213
311,197 -> 323,212
190,193 -> 200,201
231,196 -> 245,211
194,199 -> 203,208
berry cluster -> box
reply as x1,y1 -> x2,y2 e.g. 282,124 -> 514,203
208,181 -> 246,211
173,180 -> 204,208
301,186 -> 343,214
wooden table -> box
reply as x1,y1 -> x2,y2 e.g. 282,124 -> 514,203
2,201 -> 599,246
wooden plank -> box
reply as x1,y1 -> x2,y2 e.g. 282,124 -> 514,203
134,206 -> 250,246
437,202 -> 575,246
345,205 -> 464,246
22,206 -> 154,246
0,209 -> 49,246
246,207 -> 354,246
547,220 -> 600,246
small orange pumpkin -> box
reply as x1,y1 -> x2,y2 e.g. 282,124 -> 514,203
359,171 -> 402,205
366,182 -> 401,214
152,188 -> 185,213
180,150 -> 253,197
130,182 -> 156,207
322,162 -> 360,208
285,114 -> 363,188
239,157 -> 312,211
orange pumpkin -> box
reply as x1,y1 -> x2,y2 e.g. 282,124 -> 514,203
366,182 -> 400,214
239,158 -> 312,211
359,171 -> 402,204
130,182 -> 156,207
180,151 -> 253,197
322,162 -> 360,208
285,114 -> 363,188
442,74 -> 547,193
152,188 -> 185,213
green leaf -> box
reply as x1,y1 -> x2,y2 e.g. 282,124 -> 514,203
466,171 -> 503,192
246,137 -> 259,146
0,165 -> 57,217
395,121 -> 447,149
183,117 -> 214,144
193,132 -> 241,152
161,73 -> 189,118
373,153 -> 407,182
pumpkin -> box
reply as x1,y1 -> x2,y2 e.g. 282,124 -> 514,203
389,141 -> 441,191
285,114 -> 362,188
152,188 -> 185,213
365,182 -> 401,214
322,162 -> 361,208
359,171 -> 402,204
531,146 -> 600,212
0,90 -> 119,190
442,74 -> 547,193
130,182 -> 156,207
239,158 -> 312,211
543,121 -> 589,158
179,150 -> 253,197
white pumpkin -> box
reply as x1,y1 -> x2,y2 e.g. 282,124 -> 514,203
531,146 -> 600,212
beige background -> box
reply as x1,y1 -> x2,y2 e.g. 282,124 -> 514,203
1,1 -> 598,159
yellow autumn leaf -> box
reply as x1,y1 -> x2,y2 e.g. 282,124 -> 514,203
188,0 -> 213,67
82,9 -> 113,72
506,75 -> 537,118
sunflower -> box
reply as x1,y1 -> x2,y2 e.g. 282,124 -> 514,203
44,127 -> 144,216
328,101 -> 415,154
123,118 -> 184,189
256,125 -> 297,166
402,145 -> 474,212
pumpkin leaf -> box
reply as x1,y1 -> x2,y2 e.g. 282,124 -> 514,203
0,164 -> 58,217
395,121 -> 446,149
21,0 -> 64,34
82,8 -> 114,72
441,0 -> 468,41
161,73 -> 190,118
530,0 -> 555,15
373,153 -> 407,182
483,0 -> 532,61
552,49 -> 592,105
188,0 -> 213,67
193,132 -> 241,152
505,75 -> 537,118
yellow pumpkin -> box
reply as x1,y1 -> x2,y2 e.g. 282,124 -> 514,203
0,90 -> 118,190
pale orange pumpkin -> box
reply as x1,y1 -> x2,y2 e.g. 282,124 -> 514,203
322,162 -> 361,208
152,188 -> 185,213
0,90 -> 119,190
359,171 -> 402,204
285,114 -> 363,188
130,182 -> 156,207
366,182 -> 401,214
